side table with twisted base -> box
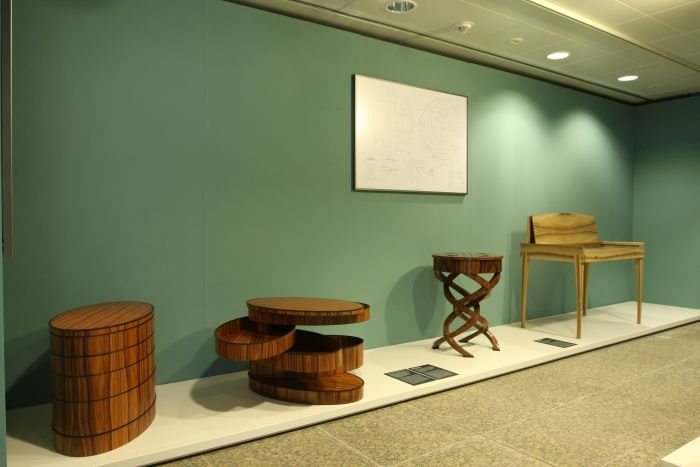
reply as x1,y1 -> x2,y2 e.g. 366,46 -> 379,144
432,252 -> 503,358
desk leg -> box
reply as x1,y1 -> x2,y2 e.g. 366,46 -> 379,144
574,256 -> 584,339
583,263 -> 589,316
521,252 -> 529,328
636,258 -> 644,324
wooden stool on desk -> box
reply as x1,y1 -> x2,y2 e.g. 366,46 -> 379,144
520,212 -> 645,339
432,252 -> 502,357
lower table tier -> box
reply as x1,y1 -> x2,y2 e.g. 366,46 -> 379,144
247,372 -> 364,405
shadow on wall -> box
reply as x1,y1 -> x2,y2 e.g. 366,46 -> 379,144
5,402 -> 53,451
157,328 -> 248,389
6,330 -> 52,409
384,266 -> 441,343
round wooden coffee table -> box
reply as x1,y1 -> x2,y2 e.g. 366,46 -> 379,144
216,297 -> 369,404
432,252 -> 502,357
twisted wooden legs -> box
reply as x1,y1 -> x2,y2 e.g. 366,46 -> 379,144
432,271 -> 501,357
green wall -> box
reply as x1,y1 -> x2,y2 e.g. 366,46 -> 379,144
633,95 -> 700,308
4,0 -> 636,409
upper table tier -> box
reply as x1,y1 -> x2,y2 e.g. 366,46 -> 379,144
49,301 -> 154,335
432,252 -> 503,275
247,297 -> 370,325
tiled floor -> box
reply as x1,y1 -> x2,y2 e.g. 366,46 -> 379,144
161,322 -> 700,467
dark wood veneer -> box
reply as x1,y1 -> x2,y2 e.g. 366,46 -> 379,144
50,301 -> 155,456
216,297 -> 368,405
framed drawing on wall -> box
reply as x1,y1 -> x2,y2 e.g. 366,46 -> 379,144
353,75 -> 467,194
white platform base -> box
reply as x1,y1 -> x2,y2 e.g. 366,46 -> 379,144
7,301 -> 700,467
662,437 -> 700,467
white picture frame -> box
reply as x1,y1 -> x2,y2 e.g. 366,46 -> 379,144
353,75 -> 467,194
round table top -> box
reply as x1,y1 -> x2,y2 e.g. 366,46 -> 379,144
247,297 -> 370,325
433,252 -> 503,275
432,252 -> 503,260
50,301 -> 153,331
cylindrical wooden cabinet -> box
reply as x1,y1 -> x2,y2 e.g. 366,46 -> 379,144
49,301 -> 156,457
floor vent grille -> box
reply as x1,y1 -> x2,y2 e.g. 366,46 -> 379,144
385,364 -> 457,385
535,337 -> 576,348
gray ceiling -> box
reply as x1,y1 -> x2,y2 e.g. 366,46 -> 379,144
230,0 -> 700,104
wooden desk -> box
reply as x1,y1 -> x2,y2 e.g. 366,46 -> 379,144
216,297 -> 369,404
520,213 -> 645,339
432,253 -> 502,357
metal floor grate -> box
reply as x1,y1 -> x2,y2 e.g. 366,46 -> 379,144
535,337 -> 577,348
385,364 -> 457,385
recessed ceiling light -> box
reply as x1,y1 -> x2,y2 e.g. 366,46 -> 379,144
455,21 -> 475,33
508,37 -> 525,45
385,0 -> 417,13
618,75 -> 639,82
546,51 -> 570,60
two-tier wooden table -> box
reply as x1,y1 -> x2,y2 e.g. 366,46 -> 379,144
215,297 -> 369,404
432,252 -> 502,357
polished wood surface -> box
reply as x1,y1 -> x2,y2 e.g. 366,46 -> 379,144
217,297 -> 369,404
50,317 -> 153,357
51,336 -> 154,377
521,213 -> 645,339
52,351 -> 154,401
50,301 -> 155,456
248,297 -> 370,325
248,335 -> 364,378
433,252 -> 502,275
432,253 -> 502,358
328,335 -> 364,372
528,212 -> 600,245
248,372 -> 364,405
253,330 -> 343,375
53,400 -> 156,457
215,317 -> 295,361
52,375 -> 156,436
50,301 -> 153,332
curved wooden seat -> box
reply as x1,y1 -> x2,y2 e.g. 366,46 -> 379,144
520,213 -> 645,339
